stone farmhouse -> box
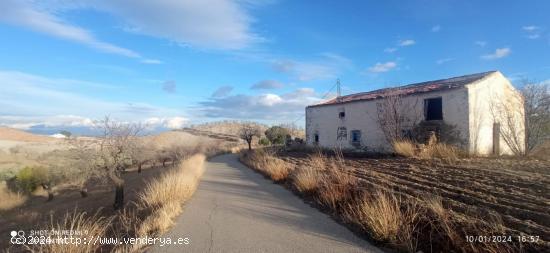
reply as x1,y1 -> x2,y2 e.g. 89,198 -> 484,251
305,71 -> 525,155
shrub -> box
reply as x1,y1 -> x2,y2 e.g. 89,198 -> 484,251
265,126 -> 290,145
411,121 -> 465,146
0,168 -> 17,181
15,166 -> 49,193
258,137 -> 271,146
393,140 -> 416,157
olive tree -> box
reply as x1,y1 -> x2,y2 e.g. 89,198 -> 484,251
265,126 -> 290,145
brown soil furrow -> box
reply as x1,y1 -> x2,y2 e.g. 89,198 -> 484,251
351,159 -> 550,195
356,176 -> 550,239
350,164 -> 550,209
351,166 -> 550,218
350,168 -> 550,228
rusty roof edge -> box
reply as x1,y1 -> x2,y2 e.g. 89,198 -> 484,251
306,71 -> 499,109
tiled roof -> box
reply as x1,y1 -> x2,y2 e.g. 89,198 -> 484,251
309,71 -> 497,107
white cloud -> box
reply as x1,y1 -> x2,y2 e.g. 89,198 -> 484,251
522,25 -> 539,31
0,0 -> 142,59
141,59 -> 163,64
436,58 -> 454,65
522,25 -> 542,40
251,80 -> 284,90
384,47 -> 397,53
271,53 -> 352,81
198,88 -> 321,120
144,116 -> 189,129
0,115 -> 94,130
258,94 -> 283,106
431,25 -> 441,32
475,41 -> 487,47
0,70 -> 186,130
367,62 -> 397,73
93,0 -> 261,50
165,117 -> 187,129
481,47 -> 511,60
399,39 -> 416,46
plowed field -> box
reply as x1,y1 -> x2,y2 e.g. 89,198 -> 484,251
280,152 -> 550,250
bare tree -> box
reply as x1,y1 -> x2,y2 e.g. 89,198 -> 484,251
375,89 -> 420,145
95,116 -> 143,210
489,91 -> 526,156
65,136 -> 101,197
129,138 -> 155,173
239,123 -> 261,150
521,79 -> 550,153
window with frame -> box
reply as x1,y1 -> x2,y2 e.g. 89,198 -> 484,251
424,97 -> 443,121
314,133 -> 319,143
351,130 -> 361,145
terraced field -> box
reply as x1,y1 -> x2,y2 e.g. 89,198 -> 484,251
280,152 -> 550,250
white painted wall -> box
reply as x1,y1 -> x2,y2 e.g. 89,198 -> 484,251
305,71 -> 525,155
306,87 -> 470,152
467,72 -> 525,155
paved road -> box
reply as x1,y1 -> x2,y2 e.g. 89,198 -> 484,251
151,154 -> 382,253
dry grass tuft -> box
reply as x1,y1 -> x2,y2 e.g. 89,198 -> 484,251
419,142 -> 460,162
0,181 -> 27,211
344,190 -> 420,252
290,166 -> 321,194
315,151 -> 358,210
137,154 -> 206,235
240,149 -> 292,181
32,211 -> 112,253
393,140 -> 416,157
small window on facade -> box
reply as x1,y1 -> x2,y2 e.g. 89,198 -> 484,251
351,130 -> 361,144
339,111 -> 346,118
337,127 -> 347,140
424,97 -> 443,121
314,134 -> 319,143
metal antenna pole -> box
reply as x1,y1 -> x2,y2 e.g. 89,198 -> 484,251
336,78 -> 342,102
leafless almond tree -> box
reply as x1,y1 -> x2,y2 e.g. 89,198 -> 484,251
95,116 -> 143,210
489,92 -> 525,156
239,123 -> 261,150
65,136 -> 101,197
521,79 -> 550,153
374,88 -> 420,145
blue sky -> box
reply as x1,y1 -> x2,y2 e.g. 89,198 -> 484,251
0,0 -> 549,133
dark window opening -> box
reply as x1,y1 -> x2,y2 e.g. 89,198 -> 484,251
339,111 -> 346,118
351,130 -> 361,145
314,134 -> 319,143
424,97 -> 443,121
